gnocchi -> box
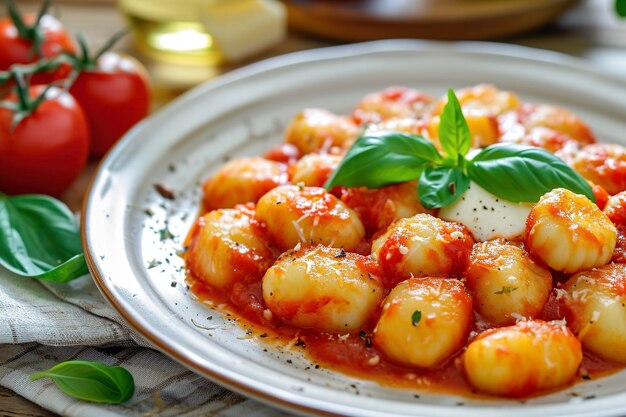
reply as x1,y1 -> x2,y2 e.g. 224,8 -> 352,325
285,108 -> 359,154
463,320 -> 582,397
562,263 -> 626,364
498,103 -> 596,146
352,87 -> 432,125
256,185 -> 365,252
371,214 -> 474,287
373,277 -> 473,368
525,188 -> 616,273
202,157 -> 287,211
430,85 -> 520,148
572,144 -> 626,195
186,205 -> 275,291
464,240 -> 552,326
340,180 -> 435,235
288,153 -> 342,188
262,245 -> 383,332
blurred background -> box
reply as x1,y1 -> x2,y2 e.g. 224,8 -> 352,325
15,0 -> 626,108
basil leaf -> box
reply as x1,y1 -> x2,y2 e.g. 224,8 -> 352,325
0,194 -> 88,282
468,143 -> 595,203
418,166 -> 470,209
617,0 -> 626,17
325,131 -> 442,189
438,89 -> 472,162
30,361 -> 134,404
411,310 -> 422,327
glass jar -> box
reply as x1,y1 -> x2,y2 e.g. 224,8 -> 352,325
117,0 -> 286,65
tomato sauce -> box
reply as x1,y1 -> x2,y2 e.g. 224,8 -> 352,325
187,269 -> 623,399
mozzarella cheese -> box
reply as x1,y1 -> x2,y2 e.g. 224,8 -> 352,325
439,182 -> 532,241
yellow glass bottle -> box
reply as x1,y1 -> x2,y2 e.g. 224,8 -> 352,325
118,0 -> 286,65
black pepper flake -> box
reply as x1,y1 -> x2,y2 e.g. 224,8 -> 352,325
260,333 -> 268,338
583,395 -> 596,400
413,394 -> 420,399
286,359 -> 293,364
276,201 -> 282,205
170,281 -> 177,287
581,374 -> 591,380
314,364 -> 320,369
168,164 -> 176,173
295,338 -> 306,347
144,208 -> 155,217
482,205 -> 488,210
359,330 -> 373,348
335,248 -> 347,258
154,182 -> 176,199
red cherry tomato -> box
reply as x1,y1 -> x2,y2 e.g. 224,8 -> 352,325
0,13 -> 75,84
0,86 -> 89,195
69,52 -> 150,157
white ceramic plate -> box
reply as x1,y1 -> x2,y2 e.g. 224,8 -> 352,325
83,40 -> 626,417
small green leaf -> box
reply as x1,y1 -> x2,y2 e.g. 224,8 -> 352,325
467,143 -> 595,203
324,131 -> 442,189
418,166 -> 470,209
0,194 -> 88,282
438,89 -> 472,163
31,361 -> 134,404
617,0 -> 626,17
494,286 -> 518,295
411,310 -> 422,327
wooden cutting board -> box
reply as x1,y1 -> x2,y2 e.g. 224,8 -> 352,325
284,0 -> 580,41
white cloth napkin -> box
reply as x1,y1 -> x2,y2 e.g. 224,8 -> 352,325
0,267 -> 292,417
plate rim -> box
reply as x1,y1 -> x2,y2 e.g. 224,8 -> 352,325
82,39 -> 626,417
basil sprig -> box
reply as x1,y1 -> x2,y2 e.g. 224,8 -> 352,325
0,193 -> 88,282
325,89 -> 594,208
31,361 -> 135,404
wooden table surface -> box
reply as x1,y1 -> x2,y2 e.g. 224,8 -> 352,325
1,0 -> 624,416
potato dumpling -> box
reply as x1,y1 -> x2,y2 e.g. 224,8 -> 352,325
430,85 -> 520,148
262,245 -> 384,332
427,113 -> 500,149
186,205 -> 275,292
464,240 -> 552,326
288,153 -> 342,187
341,180 -> 435,235
364,118 -> 429,136
525,188 -> 616,273
352,87 -> 433,125
373,277 -> 473,368
202,157 -> 287,211
562,263 -> 626,364
571,144 -> 626,195
371,214 -> 474,287
499,126 -> 581,154
285,109 -> 359,154
256,185 -> 365,252
463,320 -> 582,397
499,103 -> 596,146
434,84 -> 520,117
